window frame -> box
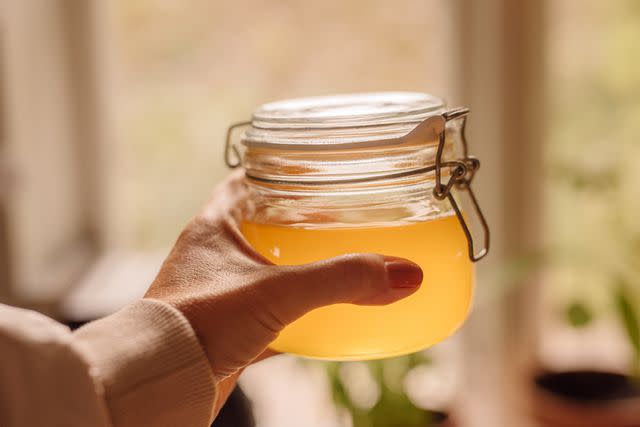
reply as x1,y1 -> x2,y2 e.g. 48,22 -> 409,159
0,1 -> 118,309
454,0 -> 545,425
0,1 -> 546,425
0,1 -> 11,303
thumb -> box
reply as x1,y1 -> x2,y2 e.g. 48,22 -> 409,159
260,253 -> 423,327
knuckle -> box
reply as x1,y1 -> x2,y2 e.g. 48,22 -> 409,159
179,216 -> 209,243
178,215 -> 226,249
241,280 -> 286,332
341,253 -> 384,290
249,269 -> 294,328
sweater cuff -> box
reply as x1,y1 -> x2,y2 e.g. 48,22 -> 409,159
73,299 -> 216,427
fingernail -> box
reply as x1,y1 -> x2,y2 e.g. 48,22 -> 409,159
384,257 -> 423,288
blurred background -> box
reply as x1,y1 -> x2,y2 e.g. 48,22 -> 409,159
1,1 -> 640,426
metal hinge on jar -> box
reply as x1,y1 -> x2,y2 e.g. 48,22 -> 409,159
433,108 -> 489,262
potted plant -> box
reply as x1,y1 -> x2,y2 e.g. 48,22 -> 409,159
527,93 -> 640,424
531,284 -> 640,427
529,160 -> 640,425
324,351 -> 457,427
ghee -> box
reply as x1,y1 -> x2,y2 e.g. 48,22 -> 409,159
241,214 -> 473,360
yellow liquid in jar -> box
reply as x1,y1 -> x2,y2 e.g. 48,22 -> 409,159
241,214 -> 473,360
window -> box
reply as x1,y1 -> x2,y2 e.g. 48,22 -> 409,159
541,0 -> 640,371
1,1 -> 548,426
108,4 -> 465,423
0,3 -> 9,300
1,1 -> 99,303
111,0 -> 458,250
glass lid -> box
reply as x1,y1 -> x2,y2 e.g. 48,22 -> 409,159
242,92 -> 446,149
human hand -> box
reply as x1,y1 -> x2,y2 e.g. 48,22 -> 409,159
144,170 -> 423,414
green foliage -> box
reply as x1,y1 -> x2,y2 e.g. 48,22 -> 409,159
552,165 -> 619,193
326,362 -> 351,410
548,0 -> 640,376
614,282 -> 640,377
325,354 -> 442,427
566,301 -> 593,328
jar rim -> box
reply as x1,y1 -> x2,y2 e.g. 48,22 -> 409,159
242,92 -> 446,149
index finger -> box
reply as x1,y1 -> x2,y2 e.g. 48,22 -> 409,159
200,169 -> 248,222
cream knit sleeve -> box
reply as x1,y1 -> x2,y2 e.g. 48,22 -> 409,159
0,300 -> 216,427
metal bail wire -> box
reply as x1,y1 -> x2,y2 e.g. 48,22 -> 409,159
434,108 -> 490,262
225,121 -> 251,168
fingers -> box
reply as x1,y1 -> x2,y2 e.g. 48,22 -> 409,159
218,168 -> 248,210
260,254 -> 423,326
201,169 -> 248,221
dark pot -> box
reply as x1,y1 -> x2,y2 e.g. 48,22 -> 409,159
423,410 -> 456,427
531,370 -> 640,427
212,387 -> 255,427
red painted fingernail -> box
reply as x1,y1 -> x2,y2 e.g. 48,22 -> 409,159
384,257 -> 423,288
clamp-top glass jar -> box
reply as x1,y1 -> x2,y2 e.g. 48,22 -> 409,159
225,92 -> 489,360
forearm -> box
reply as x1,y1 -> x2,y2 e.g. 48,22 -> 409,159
0,304 -> 110,426
0,300 -> 217,427
73,299 -> 217,426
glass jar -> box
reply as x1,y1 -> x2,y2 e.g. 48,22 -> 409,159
225,92 -> 489,360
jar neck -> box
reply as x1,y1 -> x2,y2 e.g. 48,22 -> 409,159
242,114 -> 465,227
244,175 -> 455,228
242,116 -> 464,186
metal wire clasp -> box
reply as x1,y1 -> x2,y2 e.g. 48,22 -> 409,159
434,108 -> 490,262
225,121 -> 251,168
